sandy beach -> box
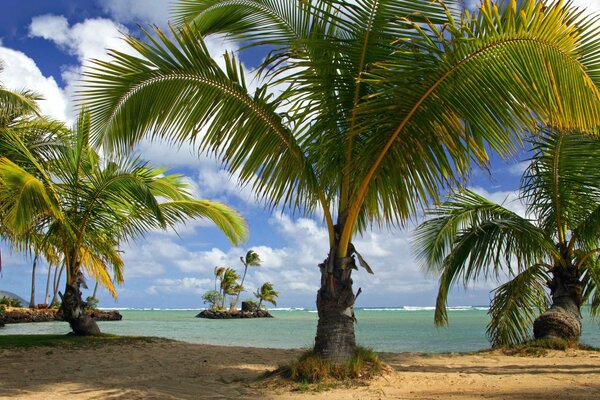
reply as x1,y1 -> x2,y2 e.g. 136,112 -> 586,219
1,339 -> 599,399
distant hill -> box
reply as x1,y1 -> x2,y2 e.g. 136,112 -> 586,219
0,290 -> 29,307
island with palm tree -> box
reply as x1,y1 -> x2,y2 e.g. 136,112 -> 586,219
197,250 -> 279,318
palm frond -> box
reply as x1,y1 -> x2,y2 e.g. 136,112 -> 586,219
487,264 -> 550,347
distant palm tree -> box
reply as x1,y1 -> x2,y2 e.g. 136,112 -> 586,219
233,250 -> 261,310
254,282 -> 279,309
82,0 -> 600,361
214,266 -> 226,292
0,110 -> 248,335
220,268 -> 240,309
415,129 -> 600,346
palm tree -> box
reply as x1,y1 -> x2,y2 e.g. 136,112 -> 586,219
0,110 -> 248,335
414,129 -> 600,346
233,250 -> 261,310
81,0 -> 600,361
254,282 -> 279,309
220,267 -> 240,309
214,266 -> 226,292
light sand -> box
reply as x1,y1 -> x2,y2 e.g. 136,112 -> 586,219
1,339 -> 599,399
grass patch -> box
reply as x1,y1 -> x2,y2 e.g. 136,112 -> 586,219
266,345 -> 386,391
499,337 -> 591,357
0,334 -> 167,349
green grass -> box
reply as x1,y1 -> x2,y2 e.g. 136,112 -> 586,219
275,345 -> 385,388
498,337 -> 600,357
0,334 -> 167,349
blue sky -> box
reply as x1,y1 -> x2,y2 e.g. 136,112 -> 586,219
1,0 -> 598,309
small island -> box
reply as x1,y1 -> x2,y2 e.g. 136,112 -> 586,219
197,251 -> 278,319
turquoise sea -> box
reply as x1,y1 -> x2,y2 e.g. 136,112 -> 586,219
2,307 -> 599,352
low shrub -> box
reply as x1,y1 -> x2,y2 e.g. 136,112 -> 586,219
0,297 -> 22,308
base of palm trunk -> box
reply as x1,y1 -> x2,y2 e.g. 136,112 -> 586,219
59,282 -> 101,336
314,287 -> 356,363
533,306 -> 581,342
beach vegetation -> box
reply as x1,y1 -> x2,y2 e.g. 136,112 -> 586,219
279,346 -> 383,385
415,129 -> 600,347
219,267 -> 241,310
84,296 -> 99,310
0,297 -> 22,308
233,250 -> 261,310
254,282 -> 279,309
81,0 -> 600,362
0,109 -> 248,335
202,290 -> 222,310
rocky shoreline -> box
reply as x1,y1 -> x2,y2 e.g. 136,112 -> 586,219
0,307 -> 122,324
196,309 -> 273,319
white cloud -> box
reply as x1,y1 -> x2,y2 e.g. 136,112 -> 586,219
100,0 -> 171,28
146,277 -> 212,295
29,15 -> 133,121
0,46 -> 68,121
571,0 -> 600,14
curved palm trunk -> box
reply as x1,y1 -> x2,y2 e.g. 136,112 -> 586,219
314,234 -> 357,363
59,268 -> 100,336
534,265 -> 582,342
60,282 -> 100,335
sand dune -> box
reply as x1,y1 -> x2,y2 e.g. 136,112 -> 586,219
1,339 -> 599,399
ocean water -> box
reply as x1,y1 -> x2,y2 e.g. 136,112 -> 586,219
2,307 -> 599,353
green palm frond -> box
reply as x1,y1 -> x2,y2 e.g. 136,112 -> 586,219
82,24 -> 324,217
581,253 -> 600,317
348,0 -> 600,236
487,264 -> 550,347
523,129 -> 600,241
415,189 -> 554,327
244,249 -> 262,266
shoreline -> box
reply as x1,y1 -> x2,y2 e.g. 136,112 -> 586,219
1,336 -> 599,399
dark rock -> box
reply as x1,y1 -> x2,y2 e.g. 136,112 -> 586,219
196,309 -> 273,319
241,301 -> 258,312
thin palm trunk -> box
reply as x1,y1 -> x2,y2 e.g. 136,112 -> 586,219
51,263 -> 65,306
314,227 -> 357,362
233,261 -> 248,310
534,263 -> 582,341
29,252 -> 39,308
44,263 -> 53,306
92,281 -> 99,299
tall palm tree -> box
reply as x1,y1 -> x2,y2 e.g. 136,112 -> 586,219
220,267 -> 240,309
214,265 -> 226,292
0,110 -> 248,335
81,0 -> 600,361
414,129 -> 600,346
233,250 -> 261,309
254,282 -> 279,309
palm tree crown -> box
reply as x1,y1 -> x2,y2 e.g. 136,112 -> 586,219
80,0 -> 600,359
415,129 -> 600,346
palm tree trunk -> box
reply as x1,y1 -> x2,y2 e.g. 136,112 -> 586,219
534,265 -> 582,342
51,263 -> 65,306
313,235 -> 357,363
92,281 -> 99,299
44,264 -> 53,306
59,269 -> 100,336
29,252 -> 39,308
234,263 -> 248,310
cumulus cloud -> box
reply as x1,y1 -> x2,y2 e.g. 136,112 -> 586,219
100,0 -> 171,28
0,46 -> 68,121
146,277 -> 212,295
